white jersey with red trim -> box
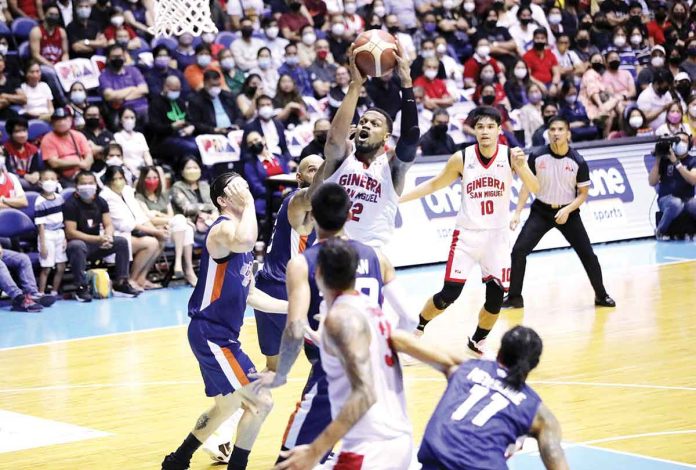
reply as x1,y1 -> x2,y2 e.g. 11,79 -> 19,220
319,293 -> 412,447
456,143 -> 512,230
324,151 -> 398,248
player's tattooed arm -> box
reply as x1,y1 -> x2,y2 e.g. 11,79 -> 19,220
390,330 -> 466,374
530,404 -> 570,470
399,151 -> 463,203
309,306 -> 376,459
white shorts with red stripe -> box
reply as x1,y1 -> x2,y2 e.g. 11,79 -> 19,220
444,227 -> 511,291
330,434 -> 414,470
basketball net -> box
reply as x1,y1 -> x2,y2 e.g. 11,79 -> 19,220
150,0 -> 218,37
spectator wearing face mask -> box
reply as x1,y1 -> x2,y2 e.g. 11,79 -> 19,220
504,60 -> 534,110
4,117 -> 43,192
474,8 -> 517,71
96,142 -> 136,186
413,12 -> 439,53
578,53 -> 619,137
342,0 -> 363,35
646,4 -> 667,46
279,0 -> 312,42
679,38 -> 696,82
29,5 -> 69,106
434,37 -> 463,87
637,68 -> 677,130
98,44 -> 149,119
35,169 -> 67,296
249,47 -> 280,98
609,106 -> 654,139
41,107 -> 94,187
463,38 -> 503,89
531,101 -> 560,146
559,81 -> 599,141
627,23 -> 650,67
300,118 -> 330,159
66,0 -> 108,59
384,15 -> 417,62
67,81 -> 88,129
217,49 -> 245,96
231,17 -> 266,72
241,94 -> 292,163
226,0 -> 264,30
172,33 -> 196,71
144,45 -> 191,99
184,44 -> 224,92
64,170 -> 139,301
523,28 -> 561,95
114,107 -> 154,176
243,131 -> 291,222
637,45 -> 667,92
419,109 -> 457,157
664,2 -> 690,47
81,105 -> 114,164
602,49 -> 636,115
103,9 -> 137,43
655,101 -> 690,137
472,63 -> 509,108
572,28 -> 599,67
273,74 -> 309,128
509,5 -> 539,56
553,33 -> 583,81
327,14 -> 351,65
170,156 -> 217,241
609,26 -> 639,78
518,84 -> 546,147
307,39 -> 338,97
21,61 -> 54,122
278,43 -> 313,96
297,25 -> 318,68
411,41 -> 447,84
188,70 -> 241,137
261,17 -> 290,68
415,57 -> 455,110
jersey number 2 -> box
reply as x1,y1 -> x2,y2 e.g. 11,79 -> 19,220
480,200 -> 494,215
350,202 -> 364,221
450,384 -> 510,426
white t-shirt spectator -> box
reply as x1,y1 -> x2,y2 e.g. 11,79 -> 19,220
553,48 -> 582,71
226,0 -> 264,17
264,36 -> 290,69
637,85 -> 674,131
99,185 -> 149,257
114,130 -> 150,175
231,37 -> 265,72
21,81 -> 53,117
503,4 -> 555,46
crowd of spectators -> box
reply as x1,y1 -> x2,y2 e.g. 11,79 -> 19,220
1,0 -> 695,310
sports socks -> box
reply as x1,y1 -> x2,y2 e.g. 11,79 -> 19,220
172,433 -> 201,464
417,314 -> 430,332
228,445 -> 251,470
472,327 -> 491,343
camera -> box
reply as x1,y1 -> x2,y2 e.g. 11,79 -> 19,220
654,136 -> 680,158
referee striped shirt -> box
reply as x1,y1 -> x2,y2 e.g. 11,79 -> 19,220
528,146 -> 590,206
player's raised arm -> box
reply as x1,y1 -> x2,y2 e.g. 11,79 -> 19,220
390,330 -> 467,374
391,40 -> 420,195
511,147 -> 540,194
529,403 -> 569,470
324,48 -> 365,177
399,151 -> 463,203
275,305 -> 376,470
206,177 -> 257,259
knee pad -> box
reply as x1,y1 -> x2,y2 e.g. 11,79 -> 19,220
433,282 -> 464,310
484,281 -> 504,314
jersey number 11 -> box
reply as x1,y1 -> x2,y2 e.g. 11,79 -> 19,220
450,384 -> 510,426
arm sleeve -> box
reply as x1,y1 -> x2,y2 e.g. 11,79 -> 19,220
528,150 -> 538,175
394,86 -> 420,162
576,156 -> 590,186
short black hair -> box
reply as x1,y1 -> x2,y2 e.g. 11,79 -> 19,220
317,237 -> 358,291
256,94 -> 273,107
546,115 -> 570,129
497,326 -> 543,390
432,108 -> 449,122
210,171 -> 241,210
203,69 -> 222,82
103,165 -> 126,185
75,170 -> 97,185
363,107 -> 394,134
532,27 -> 547,38
195,43 -> 212,55
469,106 -> 502,126
653,68 -> 673,84
5,116 -> 28,134
311,182 -> 351,232
153,44 -> 171,56
106,44 -> 124,58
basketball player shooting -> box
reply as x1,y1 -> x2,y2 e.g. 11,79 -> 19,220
400,106 -> 540,356
318,40 -> 420,248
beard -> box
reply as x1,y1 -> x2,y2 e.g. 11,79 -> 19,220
355,139 -> 383,154
298,180 -> 310,189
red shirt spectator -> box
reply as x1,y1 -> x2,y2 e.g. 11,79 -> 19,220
646,20 -> 666,45
279,7 -> 311,40
414,75 -> 450,100
472,83 -> 507,106
4,140 -> 41,177
523,47 -> 558,85
463,56 -> 501,83
104,24 -> 138,41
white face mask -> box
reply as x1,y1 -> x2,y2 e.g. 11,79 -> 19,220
111,16 -> 124,27
258,57 -> 271,69
424,69 -> 438,80
344,3 -> 356,14
0,155 -> 5,169
71,90 -> 86,104
197,55 -> 212,68
421,49 -> 435,59
463,2 -> 475,12
166,90 -> 180,101
614,36 -> 626,48
514,67 -> 527,79
436,43 -> 447,54
302,33 -> 316,46
266,26 -> 279,39
41,180 -> 58,193
374,5 -> 385,16
331,23 -> 345,36
628,116 -> 643,128
76,7 -> 91,19
202,32 -> 216,43
106,157 -> 123,166
651,56 -> 665,67
0,44 -> 7,55
689,105 -> 696,117
221,57 -> 235,71
630,34 -> 642,46
259,105 -> 274,120
121,117 -> 136,131
208,86 -> 222,98
548,13 -> 562,25
443,0 -> 455,9
476,45 -> 490,58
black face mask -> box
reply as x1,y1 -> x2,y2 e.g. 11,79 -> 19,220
677,83 -> 691,96
46,15 -> 61,27
109,58 -> 124,69
290,2 -> 302,11
533,41 -> 546,51
314,132 -> 327,143
608,59 -> 620,70
592,62 -> 605,73
688,47 -> 696,57
520,18 -> 532,26
245,85 -> 257,97
249,142 -> 264,154
84,117 -> 100,129
673,12 -> 686,22
481,95 -> 495,105
432,123 -> 448,134
387,26 -> 399,35
544,114 -> 557,125
628,15 -> 641,25
241,27 -> 253,38
576,38 -> 589,48
670,55 -> 682,65
655,11 -> 667,22
655,87 -> 669,96
485,19 -> 497,29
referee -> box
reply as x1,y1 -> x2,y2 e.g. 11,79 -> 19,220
502,116 -> 616,309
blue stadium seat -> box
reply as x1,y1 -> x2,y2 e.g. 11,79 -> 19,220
215,31 -> 237,48
151,36 -> 177,51
0,21 -> 11,36
28,120 -> 51,141
17,41 -> 30,60
22,191 -> 39,220
0,121 -> 6,143
0,209 -> 36,238
11,18 -> 38,42
61,187 -> 75,201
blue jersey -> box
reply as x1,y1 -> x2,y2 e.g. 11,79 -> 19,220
420,359 -> 542,470
188,216 -> 254,337
257,190 -> 316,284
302,239 -> 384,355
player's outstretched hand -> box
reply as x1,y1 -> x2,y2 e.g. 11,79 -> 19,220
274,445 -> 321,470
394,39 -> 412,87
224,177 -> 253,208
348,45 -> 366,85
249,370 -> 287,393
510,147 -> 527,170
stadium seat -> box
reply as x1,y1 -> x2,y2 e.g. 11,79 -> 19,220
22,191 -> 39,220
0,209 -> 36,238
215,31 -> 237,48
0,121 -> 6,143
61,187 -> 75,201
0,21 -> 11,36
17,41 -> 30,60
11,17 -> 38,42
27,120 -> 51,141
151,36 -> 177,51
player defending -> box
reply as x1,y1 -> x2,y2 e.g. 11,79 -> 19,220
404,326 -> 569,470
400,106 -> 540,355
274,238 -> 413,470
162,173 -> 287,470
254,154 -> 324,372
318,42 -> 420,247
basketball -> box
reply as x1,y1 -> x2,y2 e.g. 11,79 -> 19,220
352,30 -> 398,77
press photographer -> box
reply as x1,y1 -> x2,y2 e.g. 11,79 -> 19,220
648,132 -> 696,238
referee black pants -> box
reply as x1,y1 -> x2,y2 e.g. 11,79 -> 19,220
508,200 -> 607,299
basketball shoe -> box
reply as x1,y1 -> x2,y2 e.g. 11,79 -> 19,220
201,408 -> 243,463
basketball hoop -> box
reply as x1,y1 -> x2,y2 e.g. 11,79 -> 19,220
150,0 -> 218,37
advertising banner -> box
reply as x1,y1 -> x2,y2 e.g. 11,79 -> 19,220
383,142 -> 659,267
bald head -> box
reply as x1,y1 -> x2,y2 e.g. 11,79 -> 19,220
164,75 -> 181,93
297,154 -> 324,188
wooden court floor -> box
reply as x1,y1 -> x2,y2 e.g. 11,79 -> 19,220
0,260 -> 695,469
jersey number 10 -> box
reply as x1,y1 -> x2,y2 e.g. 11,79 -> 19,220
450,384 -> 510,426
480,200 -> 494,215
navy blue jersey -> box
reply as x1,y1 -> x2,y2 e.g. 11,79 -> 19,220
420,359 -> 542,470
258,190 -> 316,284
302,239 -> 384,355
188,216 -> 254,337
